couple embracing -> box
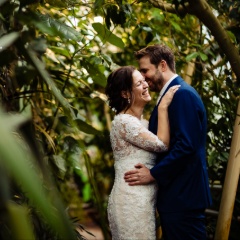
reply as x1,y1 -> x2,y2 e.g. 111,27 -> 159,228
105,44 -> 212,240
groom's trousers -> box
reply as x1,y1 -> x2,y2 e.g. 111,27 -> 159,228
160,209 -> 207,240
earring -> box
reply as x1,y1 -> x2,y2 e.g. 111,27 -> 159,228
128,98 -> 130,104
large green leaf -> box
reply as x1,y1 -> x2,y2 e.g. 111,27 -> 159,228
171,21 -> 182,32
52,155 -> 66,177
80,59 -> 107,87
185,52 -> 199,62
199,52 -> 208,61
92,22 -> 124,49
20,12 -> 81,41
0,109 -> 75,239
0,32 -> 19,52
0,0 -> 8,7
49,46 -> 71,58
75,118 -> 102,135
7,203 -> 35,240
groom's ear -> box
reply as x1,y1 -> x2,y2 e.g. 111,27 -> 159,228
158,60 -> 167,72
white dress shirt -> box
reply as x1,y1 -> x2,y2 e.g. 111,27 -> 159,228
156,74 -> 178,105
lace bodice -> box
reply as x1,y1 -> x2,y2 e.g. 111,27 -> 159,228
107,114 -> 168,240
110,114 -> 167,159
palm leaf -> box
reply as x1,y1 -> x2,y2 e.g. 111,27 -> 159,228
7,203 -> 35,240
26,47 -> 76,119
0,108 -> 76,239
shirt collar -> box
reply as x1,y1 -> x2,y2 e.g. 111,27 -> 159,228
160,74 -> 178,96
156,74 -> 178,104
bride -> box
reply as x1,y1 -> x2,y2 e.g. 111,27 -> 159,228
105,66 -> 179,240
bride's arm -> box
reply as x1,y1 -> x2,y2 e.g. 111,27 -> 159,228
116,86 -> 180,153
117,116 -> 167,152
157,106 -> 169,148
157,85 -> 180,147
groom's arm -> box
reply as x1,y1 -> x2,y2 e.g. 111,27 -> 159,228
124,163 -> 155,185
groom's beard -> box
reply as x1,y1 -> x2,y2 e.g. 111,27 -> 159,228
146,69 -> 164,92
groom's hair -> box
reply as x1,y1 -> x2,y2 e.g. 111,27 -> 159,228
134,44 -> 176,73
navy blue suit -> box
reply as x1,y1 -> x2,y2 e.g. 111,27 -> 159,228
149,76 -> 212,239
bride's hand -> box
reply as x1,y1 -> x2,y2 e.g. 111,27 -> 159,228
158,85 -> 180,109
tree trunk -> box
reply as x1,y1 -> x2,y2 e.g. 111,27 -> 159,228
214,100 -> 240,240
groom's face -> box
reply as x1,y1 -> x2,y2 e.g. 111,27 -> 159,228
138,56 -> 164,92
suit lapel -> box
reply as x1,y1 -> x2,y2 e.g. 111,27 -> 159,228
157,76 -> 184,106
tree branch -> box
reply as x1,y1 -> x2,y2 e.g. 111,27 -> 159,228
148,0 -> 240,81
148,0 -> 189,15
188,0 -> 240,81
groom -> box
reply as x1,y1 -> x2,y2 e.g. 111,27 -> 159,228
124,44 -> 212,240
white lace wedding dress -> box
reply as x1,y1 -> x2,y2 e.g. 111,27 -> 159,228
107,114 -> 168,240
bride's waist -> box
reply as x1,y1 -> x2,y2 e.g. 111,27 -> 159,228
114,161 -> 155,171
110,178 -> 157,195
113,150 -> 156,161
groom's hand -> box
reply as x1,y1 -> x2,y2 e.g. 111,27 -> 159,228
124,163 -> 155,186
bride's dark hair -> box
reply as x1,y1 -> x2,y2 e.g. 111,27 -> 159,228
105,66 -> 135,114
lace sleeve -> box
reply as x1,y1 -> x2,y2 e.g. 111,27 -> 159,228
115,114 -> 168,152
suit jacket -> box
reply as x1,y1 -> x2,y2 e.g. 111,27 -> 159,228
149,76 -> 212,213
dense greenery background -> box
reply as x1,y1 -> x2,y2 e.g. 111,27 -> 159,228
0,0 -> 239,239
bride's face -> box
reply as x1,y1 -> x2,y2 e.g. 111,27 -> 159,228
131,70 -> 151,105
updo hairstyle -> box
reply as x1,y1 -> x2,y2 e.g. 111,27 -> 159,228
105,66 -> 135,114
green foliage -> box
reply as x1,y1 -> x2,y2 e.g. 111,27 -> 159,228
0,0 -> 240,239
92,22 -> 125,48
0,110 -> 77,239
0,0 -> 113,239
